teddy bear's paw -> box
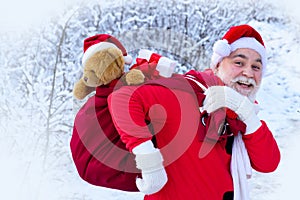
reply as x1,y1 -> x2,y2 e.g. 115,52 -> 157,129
125,69 -> 145,85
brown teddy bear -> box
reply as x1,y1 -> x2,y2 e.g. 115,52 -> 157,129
73,34 -> 145,100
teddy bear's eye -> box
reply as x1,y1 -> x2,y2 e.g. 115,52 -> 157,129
84,77 -> 88,82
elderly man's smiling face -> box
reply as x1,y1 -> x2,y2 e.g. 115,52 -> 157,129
214,48 -> 263,101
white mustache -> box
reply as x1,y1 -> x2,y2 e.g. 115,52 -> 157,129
231,76 -> 257,87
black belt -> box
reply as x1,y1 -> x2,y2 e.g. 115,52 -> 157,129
223,191 -> 234,200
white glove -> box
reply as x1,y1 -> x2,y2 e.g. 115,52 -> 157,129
132,140 -> 168,194
203,86 -> 262,134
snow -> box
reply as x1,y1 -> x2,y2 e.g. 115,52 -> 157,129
0,0 -> 300,200
246,21 -> 300,200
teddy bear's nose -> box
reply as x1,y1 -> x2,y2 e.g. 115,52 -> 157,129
84,77 -> 88,82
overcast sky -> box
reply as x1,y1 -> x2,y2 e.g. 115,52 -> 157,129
0,0 -> 298,34
0,0 -> 83,33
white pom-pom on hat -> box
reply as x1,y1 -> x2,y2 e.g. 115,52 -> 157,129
124,54 -> 133,65
211,39 -> 231,68
213,39 -> 231,56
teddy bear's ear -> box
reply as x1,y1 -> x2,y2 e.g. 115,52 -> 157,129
125,69 -> 145,85
73,78 -> 95,100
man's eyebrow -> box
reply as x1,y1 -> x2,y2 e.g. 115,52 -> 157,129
232,54 -> 262,64
232,54 -> 247,59
255,58 -> 262,64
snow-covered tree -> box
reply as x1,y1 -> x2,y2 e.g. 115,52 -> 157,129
0,0 -> 298,199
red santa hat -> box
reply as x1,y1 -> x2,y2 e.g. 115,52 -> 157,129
211,24 -> 267,74
138,49 -> 177,77
82,34 -> 133,67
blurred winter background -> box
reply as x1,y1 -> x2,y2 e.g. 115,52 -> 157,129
0,0 -> 299,199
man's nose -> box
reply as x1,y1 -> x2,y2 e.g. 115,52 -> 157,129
242,65 -> 254,77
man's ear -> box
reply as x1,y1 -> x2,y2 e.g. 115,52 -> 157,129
213,63 -> 220,74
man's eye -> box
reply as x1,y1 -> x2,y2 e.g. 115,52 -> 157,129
234,61 -> 242,66
252,65 -> 261,71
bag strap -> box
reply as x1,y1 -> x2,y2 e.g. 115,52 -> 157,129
184,74 -> 208,92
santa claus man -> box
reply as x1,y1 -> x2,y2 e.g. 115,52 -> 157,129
108,24 -> 280,200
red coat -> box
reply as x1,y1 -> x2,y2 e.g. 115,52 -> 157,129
108,73 -> 280,200
70,80 -> 140,191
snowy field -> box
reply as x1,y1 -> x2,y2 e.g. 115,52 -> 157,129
0,1 -> 300,200
247,21 -> 300,200
1,20 -> 299,200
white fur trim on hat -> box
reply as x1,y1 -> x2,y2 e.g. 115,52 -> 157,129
82,42 -> 117,67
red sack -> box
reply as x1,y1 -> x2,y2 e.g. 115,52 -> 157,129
70,80 -> 140,191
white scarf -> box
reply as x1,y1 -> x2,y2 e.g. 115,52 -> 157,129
231,133 -> 252,200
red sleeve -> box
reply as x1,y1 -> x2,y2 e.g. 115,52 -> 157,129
243,120 -> 280,172
108,86 -> 153,152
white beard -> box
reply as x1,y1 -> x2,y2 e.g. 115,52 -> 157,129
215,71 -> 260,102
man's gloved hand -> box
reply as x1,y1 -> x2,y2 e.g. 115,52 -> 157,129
202,86 -> 262,134
132,140 -> 167,194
